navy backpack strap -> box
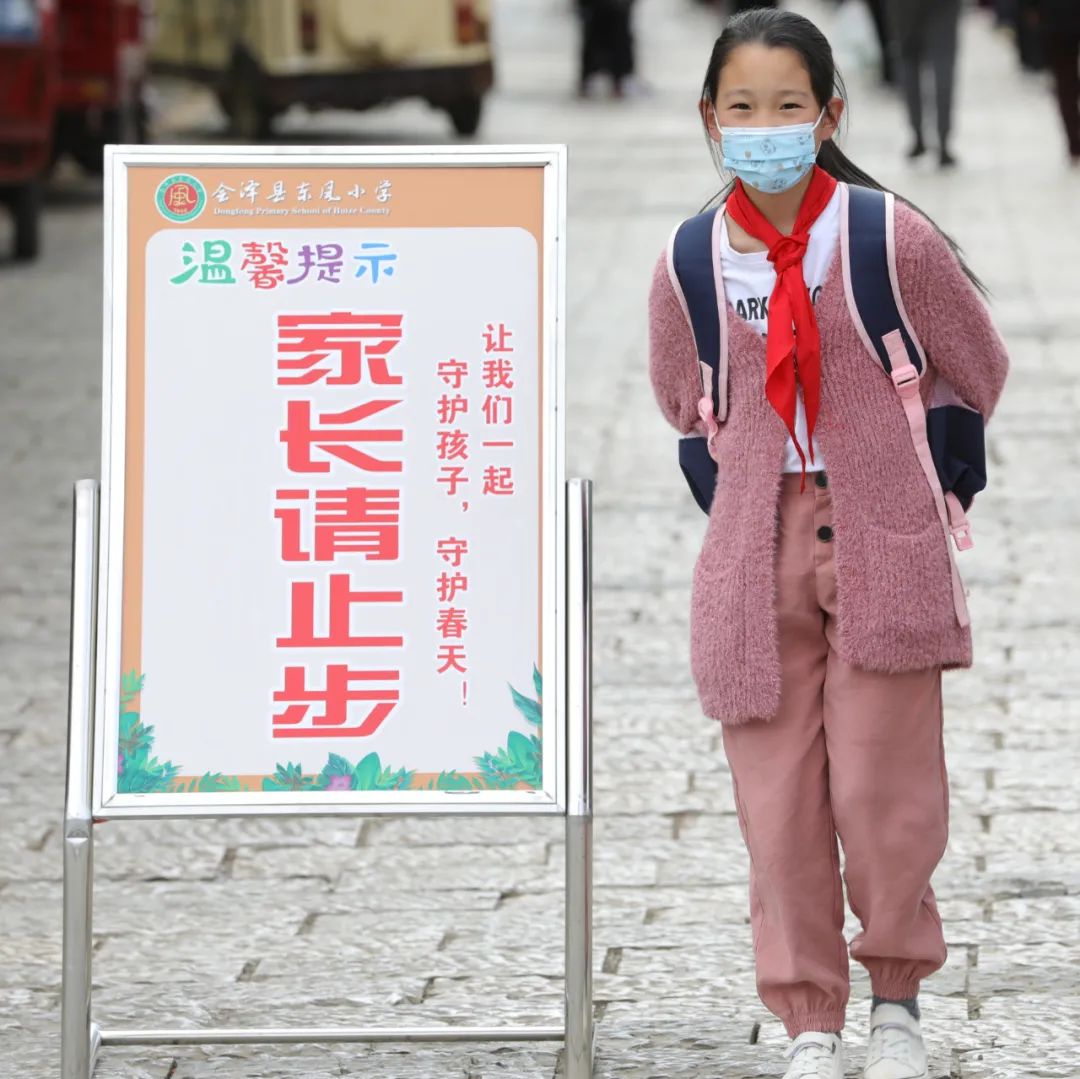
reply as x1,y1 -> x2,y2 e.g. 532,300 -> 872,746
671,208 -> 721,416
842,182 -> 976,628
844,184 -> 923,375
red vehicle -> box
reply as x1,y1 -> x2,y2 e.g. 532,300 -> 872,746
0,0 -> 57,260
53,0 -> 148,172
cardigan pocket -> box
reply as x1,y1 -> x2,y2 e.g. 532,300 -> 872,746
860,519 -> 955,644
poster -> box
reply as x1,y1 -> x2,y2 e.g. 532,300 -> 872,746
93,147 -> 566,815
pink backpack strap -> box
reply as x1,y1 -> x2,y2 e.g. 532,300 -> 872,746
840,182 -> 972,629
883,334 -> 971,629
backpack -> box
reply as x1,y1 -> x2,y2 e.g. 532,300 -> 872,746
668,183 -> 986,561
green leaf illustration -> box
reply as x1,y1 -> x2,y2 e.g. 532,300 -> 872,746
117,662 -> 544,795
377,765 -> 413,791
193,772 -> 242,793
425,770 -> 473,790
117,754 -> 180,794
310,752 -> 413,791
509,684 -> 542,727
120,670 -> 146,706
118,711 -> 153,757
117,683 -> 181,794
263,762 -> 316,792
352,752 -> 382,790
473,672 -> 544,789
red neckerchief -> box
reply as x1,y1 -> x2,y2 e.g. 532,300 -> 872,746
726,166 -> 837,488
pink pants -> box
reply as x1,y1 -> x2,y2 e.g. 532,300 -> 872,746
721,473 -> 949,1037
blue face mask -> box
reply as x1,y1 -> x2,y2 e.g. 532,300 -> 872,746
716,110 -> 825,193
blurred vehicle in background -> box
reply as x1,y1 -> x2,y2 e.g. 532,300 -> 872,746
0,0 -> 57,260
148,0 -> 495,138
53,0 -> 148,171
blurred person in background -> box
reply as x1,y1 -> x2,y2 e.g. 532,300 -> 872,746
1014,0 -> 1045,72
731,0 -> 779,12
0,0 -> 37,36
988,0 -> 1042,70
885,0 -> 962,167
830,0 -> 894,87
690,1 -> 778,17
861,0 -> 894,84
578,0 -> 637,99
1032,0 -> 1080,162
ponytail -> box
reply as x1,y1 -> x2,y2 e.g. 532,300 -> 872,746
816,142 -> 988,297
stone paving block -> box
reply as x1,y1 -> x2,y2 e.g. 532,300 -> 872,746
968,941 -> 1079,997
953,994 -> 1080,1078
89,878 -> 331,935
977,851 -> 1080,893
90,842 -> 231,884
364,815 -> 563,849
654,843 -> 753,888
313,887 -> 504,915
254,940 -> 448,985
986,893 -> 1080,926
106,816 -> 364,849
209,980 -> 442,1024
420,972 -> 565,1013
225,844 -> 378,885
93,923 -> 314,985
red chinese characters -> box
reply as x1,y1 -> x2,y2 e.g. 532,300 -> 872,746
480,324 -> 517,495
272,311 -> 407,742
429,321 -> 519,700
273,665 -> 400,737
277,312 -> 403,385
435,536 -> 470,689
278,575 -> 403,648
280,399 -> 404,474
275,488 -> 400,562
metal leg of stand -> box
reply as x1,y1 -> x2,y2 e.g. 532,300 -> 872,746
63,480 -> 99,1079
565,478 -> 594,1078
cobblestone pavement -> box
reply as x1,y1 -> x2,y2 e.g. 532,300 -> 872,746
2,1 -> 1078,1076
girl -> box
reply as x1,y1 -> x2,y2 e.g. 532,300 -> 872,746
648,10 -> 1008,1079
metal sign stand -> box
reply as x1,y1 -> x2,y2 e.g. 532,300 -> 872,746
62,477 -> 594,1078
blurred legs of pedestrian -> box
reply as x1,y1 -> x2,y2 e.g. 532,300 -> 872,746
994,0 -> 1019,28
1015,0 -> 1045,71
886,0 -> 962,167
1043,31 -> 1080,161
862,0 -> 895,85
578,0 -> 637,99
731,0 -> 779,12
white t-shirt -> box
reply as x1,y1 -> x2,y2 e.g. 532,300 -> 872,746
719,188 -> 840,473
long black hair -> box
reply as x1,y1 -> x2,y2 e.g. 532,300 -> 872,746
701,9 -> 987,295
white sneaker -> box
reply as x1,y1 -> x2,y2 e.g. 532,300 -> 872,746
863,1003 -> 928,1079
783,1032 -> 844,1079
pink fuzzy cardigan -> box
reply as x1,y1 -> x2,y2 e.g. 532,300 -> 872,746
649,200 -> 1009,725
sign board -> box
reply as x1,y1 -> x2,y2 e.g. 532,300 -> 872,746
93,146 -> 566,817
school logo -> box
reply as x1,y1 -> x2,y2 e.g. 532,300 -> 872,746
155,174 -> 207,223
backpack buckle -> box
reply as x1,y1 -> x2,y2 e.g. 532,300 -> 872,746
944,491 -> 975,551
950,521 -> 974,551
890,362 -> 920,395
